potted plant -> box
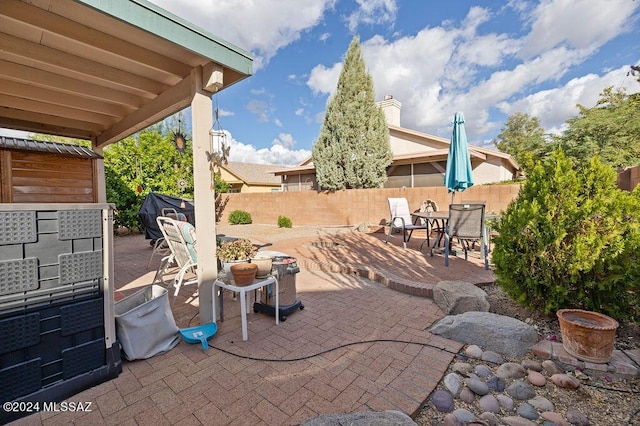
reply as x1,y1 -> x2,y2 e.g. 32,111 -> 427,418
216,238 -> 256,277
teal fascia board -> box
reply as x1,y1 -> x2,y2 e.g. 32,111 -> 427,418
73,0 -> 253,76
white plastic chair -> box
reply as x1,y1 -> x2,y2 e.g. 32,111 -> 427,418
155,216 -> 198,303
147,208 -> 187,268
384,198 -> 428,249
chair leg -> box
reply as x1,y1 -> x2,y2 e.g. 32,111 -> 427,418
385,225 -> 394,244
444,230 -> 450,267
483,242 -> 489,270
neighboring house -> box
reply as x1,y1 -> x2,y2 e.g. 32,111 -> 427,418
274,96 -> 519,191
220,161 -> 283,193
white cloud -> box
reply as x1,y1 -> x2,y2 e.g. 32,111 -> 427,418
307,0 -> 638,145
272,133 -> 296,149
217,108 -> 234,117
274,119 -> 283,128
246,100 -> 271,123
497,65 -> 640,135
307,63 -> 343,95
319,32 -> 331,42
346,0 -> 398,32
520,0 -> 638,58
226,132 -> 310,166
148,0 -> 337,69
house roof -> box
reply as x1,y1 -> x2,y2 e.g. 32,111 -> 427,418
0,136 -> 102,159
223,162 -> 282,185
388,125 -> 519,170
273,124 -> 519,176
0,0 -> 253,148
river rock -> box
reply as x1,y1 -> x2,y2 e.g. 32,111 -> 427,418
501,417 -> 537,426
429,312 -> 538,357
475,365 -> 492,378
506,380 -> 536,400
496,362 -> 527,379
443,413 -> 463,426
527,370 -> 546,386
444,373 -> 463,395
517,402 -> 539,420
482,350 -> 505,364
542,360 -> 563,375
486,375 -> 506,392
528,395 -> 553,412
466,378 -> 489,396
479,412 -> 500,426
459,386 -> 476,403
452,362 -> 473,375
465,344 -> 483,359
431,390 -> 454,413
541,411 -> 571,425
496,394 -> 514,411
478,395 -> 500,413
521,359 -> 542,372
550,373 -> 580,389
566,409 -> 590,426
453,408 -> 475,423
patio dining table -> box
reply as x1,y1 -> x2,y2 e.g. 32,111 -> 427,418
411,210 -> 500,255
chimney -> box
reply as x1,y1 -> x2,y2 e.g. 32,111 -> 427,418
378,95 -> 401,126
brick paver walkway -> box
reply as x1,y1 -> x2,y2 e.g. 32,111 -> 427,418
12,229 -> 480,425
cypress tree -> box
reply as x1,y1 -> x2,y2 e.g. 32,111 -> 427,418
312,36 -> 392,190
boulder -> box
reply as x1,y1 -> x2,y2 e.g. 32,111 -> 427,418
429,312 -> 538,357
301,411 -> 416,426
433,281 -> 490,314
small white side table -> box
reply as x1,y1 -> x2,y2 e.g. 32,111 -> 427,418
212,275 -> 278,341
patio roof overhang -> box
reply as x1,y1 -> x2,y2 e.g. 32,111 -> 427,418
0,0 -> 253,149
0,0 -> 254,323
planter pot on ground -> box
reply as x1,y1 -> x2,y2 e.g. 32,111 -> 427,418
557,309 -> 619,364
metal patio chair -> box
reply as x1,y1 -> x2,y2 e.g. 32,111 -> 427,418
431,203 -> 489,270
385,197 -> 428,249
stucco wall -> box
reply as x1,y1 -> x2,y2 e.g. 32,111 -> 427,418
216,184 -> 521,227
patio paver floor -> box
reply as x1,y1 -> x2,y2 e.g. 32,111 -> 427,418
12,229 -> 479,426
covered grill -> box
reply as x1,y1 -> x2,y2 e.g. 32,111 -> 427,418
253,251 -> 303,321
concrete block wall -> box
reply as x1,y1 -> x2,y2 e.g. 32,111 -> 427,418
216,184 -> 522,227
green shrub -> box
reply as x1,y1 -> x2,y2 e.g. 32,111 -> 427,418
493,149 -> 640,320
277,215 -> 292,228
228,210 -> 252,225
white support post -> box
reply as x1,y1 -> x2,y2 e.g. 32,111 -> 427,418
191,67 -> 218,323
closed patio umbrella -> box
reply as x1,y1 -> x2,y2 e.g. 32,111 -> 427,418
444,112 -> 474,203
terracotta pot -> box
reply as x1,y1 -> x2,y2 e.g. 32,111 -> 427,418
222,259 -> 249,278
557,309 -> 619,364
230,263 -> 258,286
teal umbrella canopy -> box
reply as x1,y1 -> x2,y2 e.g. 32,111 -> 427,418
444,112 -> 473,200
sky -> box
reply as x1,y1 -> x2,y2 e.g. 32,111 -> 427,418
3,0 -> 639,166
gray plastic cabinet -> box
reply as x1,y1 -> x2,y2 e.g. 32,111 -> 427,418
0,203 -> 121,424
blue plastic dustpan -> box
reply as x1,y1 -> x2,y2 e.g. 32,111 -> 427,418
179,322 -> 218,350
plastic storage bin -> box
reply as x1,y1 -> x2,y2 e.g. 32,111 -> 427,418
115,285 -> 180,360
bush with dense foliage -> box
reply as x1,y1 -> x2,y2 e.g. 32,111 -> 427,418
228,210 -> 252,225
277,215 -> 292,228
492,149 -> 640,320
